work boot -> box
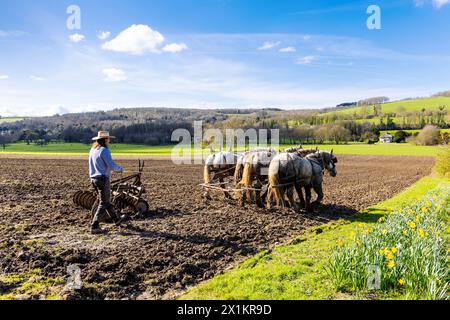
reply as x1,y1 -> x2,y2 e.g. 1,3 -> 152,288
90,222 -> 106,235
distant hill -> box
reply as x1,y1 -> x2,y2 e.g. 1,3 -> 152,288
323,96 -> 450,117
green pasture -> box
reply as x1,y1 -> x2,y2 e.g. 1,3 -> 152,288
0,117 -> 24,123
327,97 -> 450,117
181,176 -> 449,300
0,142 -> 175,156
0,142 -> 442,157
380,129 -> 450,135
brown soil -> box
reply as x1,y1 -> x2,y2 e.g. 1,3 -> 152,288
0,155 -> 433,299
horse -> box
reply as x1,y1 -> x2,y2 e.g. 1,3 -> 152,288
203,151 -> 239,200
266,152 -> 313,210
235,149 -> 277,207
304,150 -> 338,205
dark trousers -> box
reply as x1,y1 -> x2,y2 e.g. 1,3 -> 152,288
91,176 -> 119,226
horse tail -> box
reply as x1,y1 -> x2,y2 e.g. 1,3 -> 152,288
241,161 -> 253,187
204,164 -> 211,184
234,163 -> 243,183
268,160 -> 283,205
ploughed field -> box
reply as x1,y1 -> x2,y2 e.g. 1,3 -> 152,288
0,155 -> 433,299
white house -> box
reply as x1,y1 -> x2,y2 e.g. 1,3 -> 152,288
379,133 -> 394,143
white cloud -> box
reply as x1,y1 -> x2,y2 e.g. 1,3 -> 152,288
102,68 -> 127,82
30,75 -> 45,81
303,35 -> 312,41
0,75 -> 9,80
296,56 -> 317,65
415,0 -> 450,7
258,41 -> 281,50
433,0 -> 450,7
102,24 -> 165,55
69,33 -> 85,43
97,31 -> 111,40
162,42 -> 188,53
279,46 -> 296,53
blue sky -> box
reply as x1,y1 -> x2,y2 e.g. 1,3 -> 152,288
1,0 -> 450,116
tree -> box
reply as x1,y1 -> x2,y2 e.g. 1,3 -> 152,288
393,130 -> 410,143
0,132 -> 19,149
361,131 -> 378,144
413,125 -> 441,146
314,126 -> 329,144
329,125 -> 351,144
35,138 -> 49,147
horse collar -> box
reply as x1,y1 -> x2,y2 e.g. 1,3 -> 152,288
309,156 -> 324,172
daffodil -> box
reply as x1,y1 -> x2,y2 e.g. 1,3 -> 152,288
379,249 -> 385,256
387,260 -> 396,268
378,217 -> 386,223
387,252 -> 395,260
408,221 -> 416,229
418,228 -> 426,238
399,278 -> 406,286
403,229 -> 409,236
391,247 -> 398,254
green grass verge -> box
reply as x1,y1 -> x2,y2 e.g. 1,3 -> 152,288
0,268 -> 65,300
180,176 -> 449,300
0,142 -> 441,157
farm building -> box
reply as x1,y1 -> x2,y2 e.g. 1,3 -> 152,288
379,133 -> 394,143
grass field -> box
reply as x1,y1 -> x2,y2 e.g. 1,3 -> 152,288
181,176 -> 449,300
0,117 -> 24,123
0,142 -> 443,157
327,97 -> 450,117
380,129 -> 450,135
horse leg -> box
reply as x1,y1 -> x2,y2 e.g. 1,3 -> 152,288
254,181 -> 264,208
295,183 -> 306,209
287,188 -> 299,210
220,177 -> 231,200
304,186 -> 312,212
313,183 -> 324,204
266,187 -> 273,209
261,187 -> 268,203
240,184 -> 247,208
279,188 -> 287,208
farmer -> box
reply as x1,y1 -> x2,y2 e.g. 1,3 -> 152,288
89,131 -> 124,234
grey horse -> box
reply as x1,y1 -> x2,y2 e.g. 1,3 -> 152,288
304,150 -> 338,205
203,151 -> 239,200
235,149 -> 278,207
266,152 -> 313,210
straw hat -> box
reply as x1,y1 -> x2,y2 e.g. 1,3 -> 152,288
92,131 -> 116,141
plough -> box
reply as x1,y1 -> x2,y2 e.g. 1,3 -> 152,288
73,160 -> 150,221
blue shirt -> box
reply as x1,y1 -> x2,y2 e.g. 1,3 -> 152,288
89,147 -> 123,178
